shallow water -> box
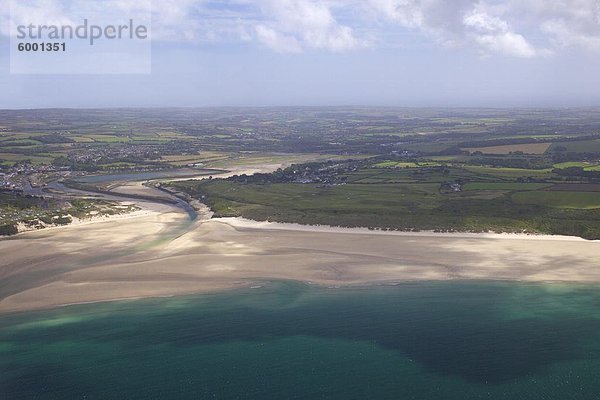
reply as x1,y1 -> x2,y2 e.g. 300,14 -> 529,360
74,169 -> 213,184
1,281 -> 600,399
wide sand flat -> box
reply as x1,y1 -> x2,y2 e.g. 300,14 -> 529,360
1,206 -> 598,313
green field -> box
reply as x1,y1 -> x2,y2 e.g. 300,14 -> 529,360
550,139 -> 600,153
175,180 -> 600,239
464,143 -> 552,155
463,166 -> 553,179
553,162 -> 598,169
172,157 -> 600,239
464,183 -> 552,191
374,161 -> 442,168
0,152 -> 55,164
1,107 -> 599,172
512,191 -> 600,209
2,108 -> 599,238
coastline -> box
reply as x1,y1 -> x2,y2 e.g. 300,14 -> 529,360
216,217 -> 596,242
1,203 -> 599,314
7,193 -> 595,242
1,161 -> 598,315
6,201 -> 171,238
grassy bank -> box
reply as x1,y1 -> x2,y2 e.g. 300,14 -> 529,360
171,161 -> 600,239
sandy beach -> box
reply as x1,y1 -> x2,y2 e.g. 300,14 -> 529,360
1,197 -> 599,313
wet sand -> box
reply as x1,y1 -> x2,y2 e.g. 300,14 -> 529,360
1,201 -> 598,313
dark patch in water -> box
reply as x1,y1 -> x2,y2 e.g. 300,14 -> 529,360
2,281 -> 600,399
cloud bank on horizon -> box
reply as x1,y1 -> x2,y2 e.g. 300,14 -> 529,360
2,0 -> 600,58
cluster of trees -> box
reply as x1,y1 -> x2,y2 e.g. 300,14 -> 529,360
461,134 -> 599,150
551,151 -> 600,163
52,156 -> 101,171
469,156 -> 553,169
460,137 -> 546,148
552,167 -> 600,181
0,223 -> 18,236
227,160 -> 363,185
35,134 -> 75,144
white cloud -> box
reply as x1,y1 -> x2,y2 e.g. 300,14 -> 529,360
463,8 -> 509,33
542,19 -> 600,51
463,8 -> 539,58
366,0 -> 425,28
366,0 -> 476,45
526,0 -> 600,52
367,0 -> 541,57
150,0 -> 201,41
2,0 -> 600,57
474,31 -> 538,58
254,0 -> 365,52
255,24 -> 302,53
1,0 -> 76,37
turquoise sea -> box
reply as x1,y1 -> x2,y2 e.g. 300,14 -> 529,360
2,281 -> 600,399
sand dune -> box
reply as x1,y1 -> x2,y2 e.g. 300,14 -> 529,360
1,200 -> 599,314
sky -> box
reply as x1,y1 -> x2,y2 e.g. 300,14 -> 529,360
1,0 -> 600,108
